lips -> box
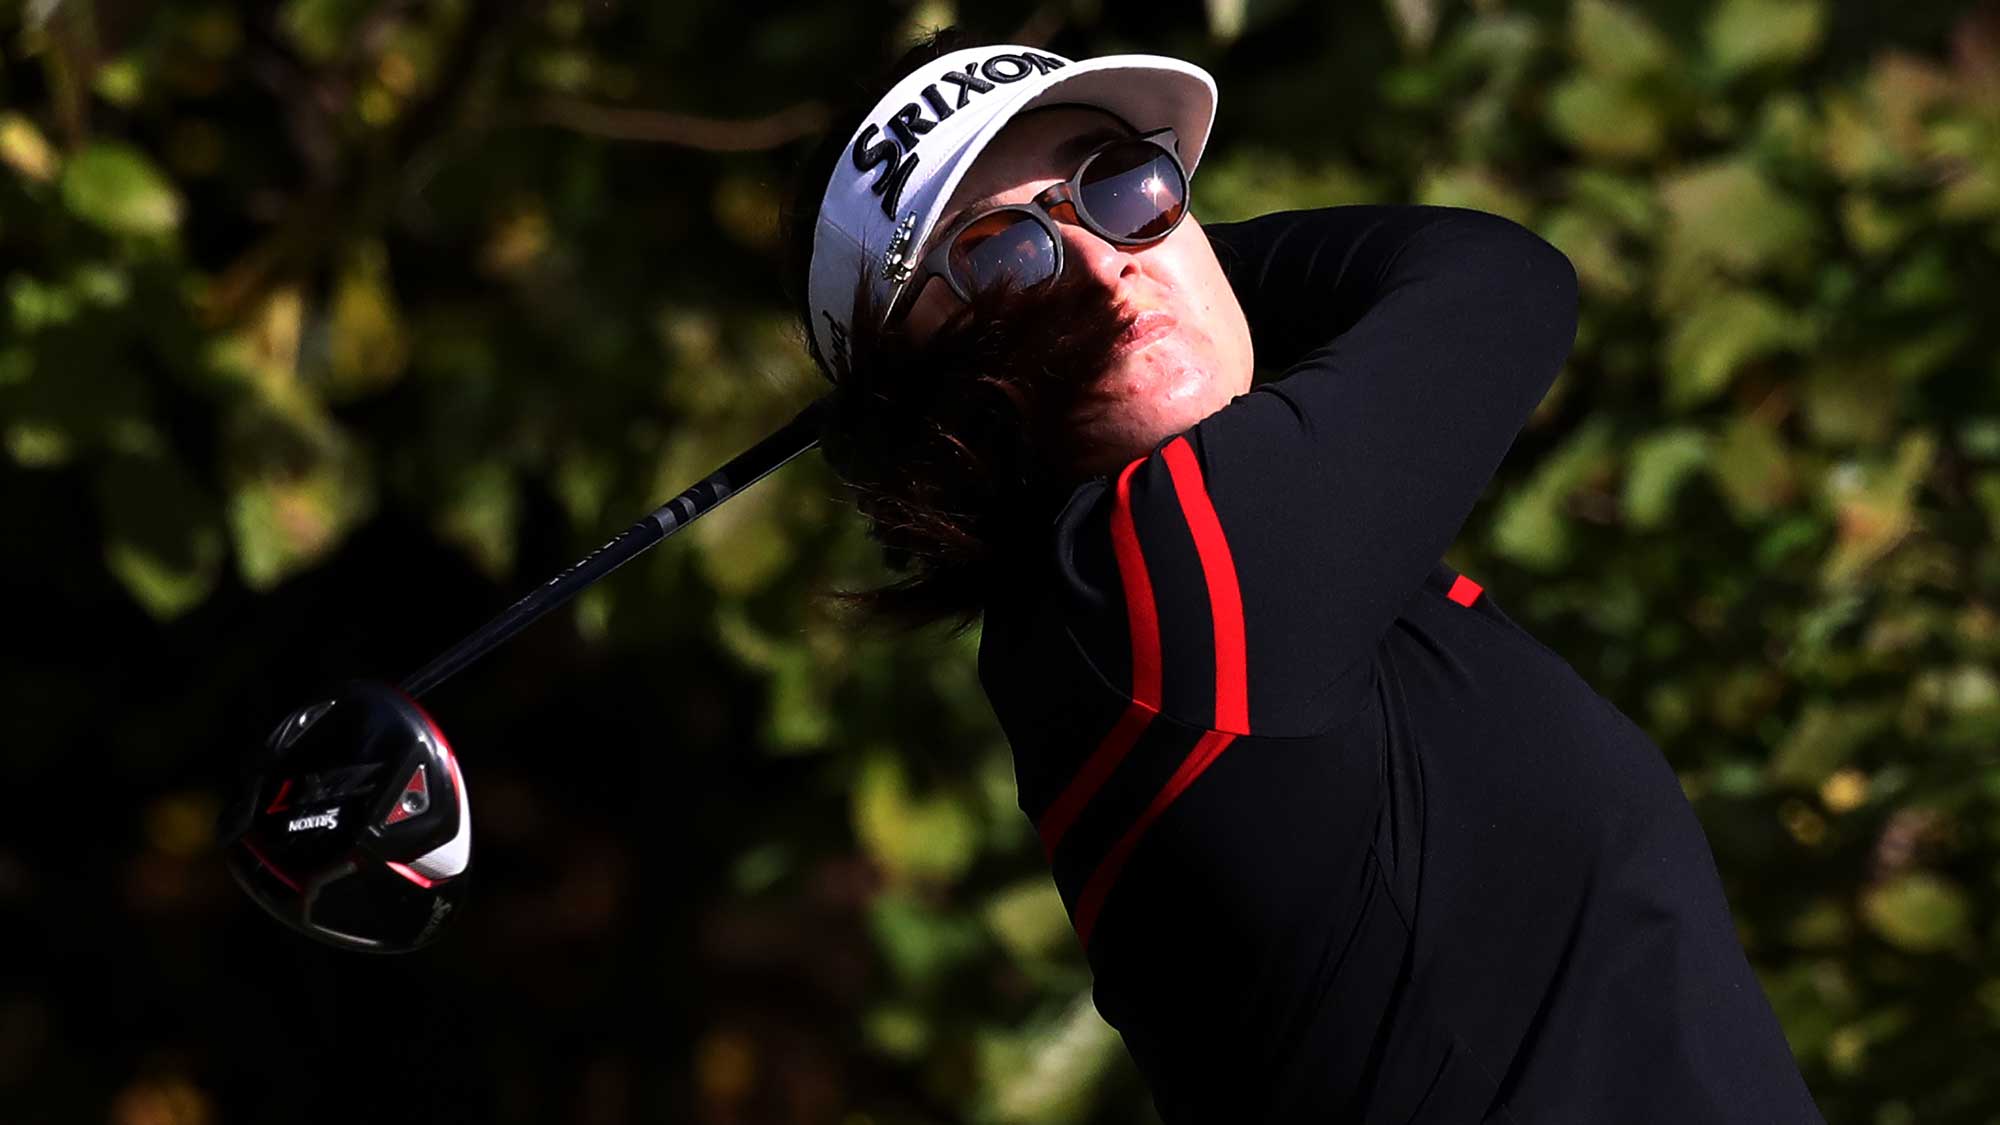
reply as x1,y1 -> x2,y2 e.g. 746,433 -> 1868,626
1112,309 -> 1178,356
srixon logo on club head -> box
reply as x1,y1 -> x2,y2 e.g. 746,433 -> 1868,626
287,808 -> 341,833
852,51 -> 1069,217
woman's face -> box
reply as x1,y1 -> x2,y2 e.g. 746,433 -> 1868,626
901,106 -> 1255,477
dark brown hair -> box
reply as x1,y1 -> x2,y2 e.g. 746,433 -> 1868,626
782,30 -> 1131,630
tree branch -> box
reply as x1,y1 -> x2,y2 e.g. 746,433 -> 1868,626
202,0 -> 530,326
531,97 -> 829,152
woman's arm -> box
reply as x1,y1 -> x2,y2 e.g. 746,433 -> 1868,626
1207,205 -> 1573,376
1060,205 -> 1579,735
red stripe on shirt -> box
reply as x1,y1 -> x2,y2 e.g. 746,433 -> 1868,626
1110,457 -> 1162,708
1072,729 -> 1238,949
1447,573 -> 1483,606
1036,457 -> 1165,860
1160,438 -> 1249,734
1036,699 -> 1154,860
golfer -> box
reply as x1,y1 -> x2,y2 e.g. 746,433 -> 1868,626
786,31 -> 1823,1123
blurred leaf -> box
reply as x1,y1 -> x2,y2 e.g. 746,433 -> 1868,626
1658,159 -> 1818,309
553,450 -> 614,527
1801,358 -> 1898,446
1195,150 -> 1383,223
853,753 -> 980,885
109,1076 -> 214,1125
1548,74 -> 1669,162
715,608 -> 835,752
1886,322 -> 1970,383
145,791 -> 220,857
1204,0 -> 1244,40
1568,168 -> 1661,235
1785,898 -> 1852,948
280,0 -> 364,63
481,201 -> 552,279
979,994 -> 1123,1124
326,243 -> 409,399
6,421 -> 72,466
1415,165 -> 1534,224
652,403 -> 803,598
1571,0 -> 1676,79
59,143 -> 183,237
1935,136 -> 2000,219
1752,93 -> 1819,166
227,468 -> 372,591
1975,472 -> 2000,540
1708,414 -> 1795,521
1837,192 -> 1917,256
868,890 -> 984,990
96,452 -> 225,620
1623,427 -> 1710,529
1384,0 -> 1441,53
93,56 -> 145,108
1770,701 -> 1896,787
1820,432 -> 1933,587
1881,246 -> 1954,309
763,650 -> 834,751
7,273 -> 79,331
1823,93 -> 1905,183
0,113 -> 59,182
690,463 -> 793,596
1662,289 -> 1812,409
1706,0 -> 1825,76
1542,208 -> 1643,298
1860,871 -> 1971,953
984,879 -> 1073,962
712,175 -> 781,252
863,1003 -> 931,1060
1492,419 -> 1614,569
438,461 -> 519,578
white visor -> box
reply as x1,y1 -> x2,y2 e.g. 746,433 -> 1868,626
804,45 -> 1217,379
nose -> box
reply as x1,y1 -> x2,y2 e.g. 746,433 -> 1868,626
1061,221 -> 1139,295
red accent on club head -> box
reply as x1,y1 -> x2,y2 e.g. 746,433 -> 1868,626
385,860 -> 435,888
382,764 -> 429,826
265,778 -> 294,814
239,836 -> 302,893
400,690 -> 464,802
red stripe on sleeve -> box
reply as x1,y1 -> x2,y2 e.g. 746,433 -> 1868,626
1111,457 -> 1162,709
1035,457 -> 1166,860
1160,438 -> 1249,734
1071,729 -> 1238,949
1447,573 -> 1483,606
1035,699 -> 1154,860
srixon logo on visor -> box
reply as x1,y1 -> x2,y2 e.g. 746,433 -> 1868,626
852,52 -> 1068,217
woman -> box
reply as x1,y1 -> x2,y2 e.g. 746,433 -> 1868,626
785,31 -> 1823,1124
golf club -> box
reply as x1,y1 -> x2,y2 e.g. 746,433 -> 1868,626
219,399 -> 826,952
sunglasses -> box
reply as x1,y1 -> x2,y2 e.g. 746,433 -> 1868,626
885,127 -> 1190,323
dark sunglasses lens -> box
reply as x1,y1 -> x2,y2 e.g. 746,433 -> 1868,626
948,211 -> 1059,295
1078,142 -> 1187,243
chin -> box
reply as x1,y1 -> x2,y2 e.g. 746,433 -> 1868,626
1069,389 -> 1217,477
1065,341 -> 1241,476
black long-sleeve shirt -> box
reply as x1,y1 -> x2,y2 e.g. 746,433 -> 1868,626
977,206 -> 1823,1123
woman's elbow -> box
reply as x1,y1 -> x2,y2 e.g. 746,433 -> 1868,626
1445,209 -> 1581,370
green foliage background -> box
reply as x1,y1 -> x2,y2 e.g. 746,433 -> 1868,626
3,0 -> 1998,1121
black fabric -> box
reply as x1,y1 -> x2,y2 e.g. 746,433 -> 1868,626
977,206 -> 1823,1123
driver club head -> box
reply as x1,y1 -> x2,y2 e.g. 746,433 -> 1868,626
219,680 -> 472,952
